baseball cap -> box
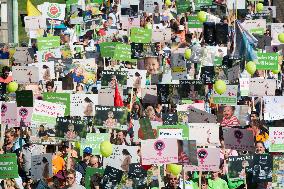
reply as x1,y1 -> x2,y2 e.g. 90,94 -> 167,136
83,147 -> 92,154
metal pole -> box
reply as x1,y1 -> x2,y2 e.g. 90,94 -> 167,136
13,0 -> 19,44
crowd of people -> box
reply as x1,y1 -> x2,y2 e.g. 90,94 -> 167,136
0,0 -> 283,188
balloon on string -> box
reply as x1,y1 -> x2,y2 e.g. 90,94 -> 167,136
100,141 -> 113,157
167,164 -> 182,176
214,80 -> 227,95
74,141 -> 80,149
278,33 -> 284,43
7,81 -> 18,93
197,11 -> 207,23
256,3 -> 264,12
272,64 -> 281,74
184,49 -> 192,60
245,61 -> 257,75
165,0 -> 171,6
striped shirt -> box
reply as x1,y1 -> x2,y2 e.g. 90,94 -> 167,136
220,116 -> 240,127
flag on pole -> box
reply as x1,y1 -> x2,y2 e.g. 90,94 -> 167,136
232,20 -> 258,61
27,0 -> 41,16
114,84 -> 124,107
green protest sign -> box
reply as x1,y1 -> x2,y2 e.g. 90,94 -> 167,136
250,28 -> 265,35
85,167 -> 104,189
176,0 -> 191,14
130,28 -> 152,43
0,154 -> 18,179
195,0 -> 212,10
157,124 -> 189,140
80,133 -> 110,156
214,57 -> 223,66
99,42 -> 121,57
37,36 -> 60,51
16,90 -> 33,107
187,16 -> 203,28
113,44 -> 132,61
213,97 -> 237,105
43,92 -> 71,116
256,52 -> 278,70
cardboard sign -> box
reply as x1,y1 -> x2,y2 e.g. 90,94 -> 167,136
24,16 -> 47,31
31,154 -> 52,180
271,23 -> 284,45
128,163 -> 148,187
113,44 -> 133,61
85,167 -> 104,189
213,85 -> 238,105
188,106 -> 217,123
256,52 -> 278,70
272,155 -> 284,189
13,47 -> 34,64
17,107 -> 33,127
228,155 -> 254,180
252,154 -> 273,183
12,66 -> 39,84
184,147 -> 219,171
141,85 -> 158,104
16,90 -> 33,107
55,116 -> 89,141
159,129 -> 183,140
70,94 -> 98,117
269,127 -> 284,152
264,96 -> 284,121
32,100 -> 65,125
103,145 -> 139,171
223,128 -> 255,151
131,28 -> 152,43
239,78 -> 250,96
249,78 -> 277,97
37,36 -> 61,51
241,19 -> 266,35
1,102 -> 17,126
99,42 -> 121,58
0,154 -> 18,179
141,139 -> 178,165
171,51 -> 187,80
40,2 -> 66,20
43,92 -> 71,116
80,133 -> 110,156
102,166 -> 124,188
101,70 -> 128,88
177,0 -> 192,14
93,106 -> 128,129
188,16 -> 203,28
188,123 -> 220,146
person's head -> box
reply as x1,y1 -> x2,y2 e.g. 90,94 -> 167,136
200,176 -> 208,189
75,66 -> 84,76
144,57 -> 160,74
3,179 -> 19,189
66,169 -> 76,186
39,125 -> 45,131
76,84 -> 84,91
255,141 -> 265,154
107,16 -> 113,26
134,72 -> 140,77
89,156 -> 100,168
250,120 -> 261,131
83,147 -> 93,161
122,149 -> 130,156
181,114 -> 188,123
146,106 -> 156,120
86,103 -> 93,112
117,131 -> 126,141
68,124 -> 75,132
250,111 -> 259,121
43,65 -> 49,69
211,171 -> 220,180
5,129 -> 15,144
45,81 -> 54,92
108,111 -> 114,118
168,174 -> 179,187
2,66 -> 10,79
223,106 -> 235,119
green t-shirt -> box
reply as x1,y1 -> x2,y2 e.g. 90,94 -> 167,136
208,178 -> 229,189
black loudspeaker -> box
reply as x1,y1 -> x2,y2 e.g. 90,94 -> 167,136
216,23 -> 229,45
203,22 -> 216,46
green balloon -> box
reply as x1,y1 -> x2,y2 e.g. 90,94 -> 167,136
278,33 -> 284,43
246,61 -> 257,75
167,164 -> 182,176
7,81 -> 18,93
184,49 -> 192,60
165,0 -> 171,6
214,80 -> 227,95
256,3 -> 264,12
197,11 -> 207,23
272,64 -> 281,74
100,141 -> 113,157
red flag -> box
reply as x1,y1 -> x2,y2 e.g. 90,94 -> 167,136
114,84 -> 124,107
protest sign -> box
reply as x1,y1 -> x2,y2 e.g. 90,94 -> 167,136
272,155 -> 284,189
0,154 -> 18,179
43,92 -> 71,116
131,28 -> 152,43
223,128 -> 255,151
213,85 -> 238,105
85,167 -> 104,189
269,127 -> 284,152
188,123 -> 220,146
228,155 -> 254,180
37,36 -> 61,51
16,90 -> 33,107
31,154 -> 52,180
32,100 -> 66,125
102,166 -> 124,188
256,52 -> 278,70
264,96 -> 284,121
252,154 -> 273,183
80,133 -> 110,156
141,139 -> 178,165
